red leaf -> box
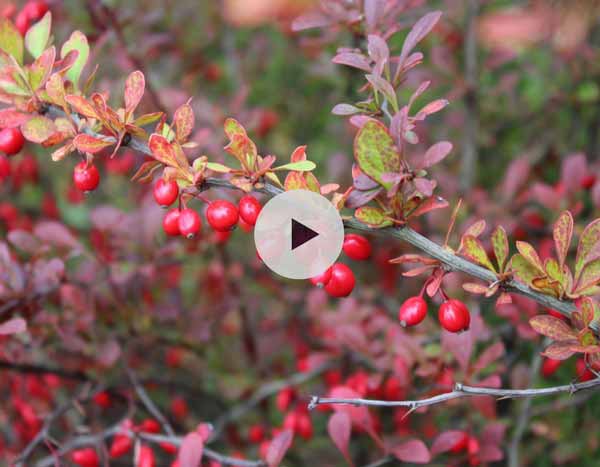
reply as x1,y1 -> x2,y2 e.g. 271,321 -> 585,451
410,196 -> 448,218
364,0 -> 385,31
177,432 -> 203,467
420,141 -> 452,168
0,108 -> 30,127
473,342 -> 505,375
479,444 -> 504,462
542,341 -> 577,360
65,95 -> 99,120
398,11 -> 442,66
327,412 -> 353,466
431,431 -> 466,456
266,429 -> 293,467
529,315 -> 577,341
442,327 -> 473,371
0,318 -> 27,335
332,52 -> 372,72
124,70 -> 145,116
415,99 -> 449,120
392,439 -> 431,464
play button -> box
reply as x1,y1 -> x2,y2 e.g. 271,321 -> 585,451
291,219 -> 319,250
254,190 -> 344,280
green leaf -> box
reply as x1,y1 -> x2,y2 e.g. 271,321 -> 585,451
575,218 -> 600,282
0,19 -> 23,65
354,120 -> 401,189
25,12 -> 51,59
509,253 -> 540,286
553,211 -> 573,269
578,297 -> 596,328
274,160 -> 316,172
575,258 -> 600,293
461,235 -> 496,273
544,258 -> 566,295
133,112 -> 163,128
491,226 -> 509,272
516,241 -> 545,272
205,162 -> 231,173
21,115 -> 55,143
60,31 -> 89,90
354,206 -> 393,228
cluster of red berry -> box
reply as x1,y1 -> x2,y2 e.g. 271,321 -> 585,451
398,296 -> 471,333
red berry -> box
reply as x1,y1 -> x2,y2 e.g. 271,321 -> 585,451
467,436 -> 480,456
582,174 -> 596,189
214,230 -> 232,244
178,208 -> 201,238
248,424 -> 265,444
109,434 -> 133,458
73,162 -> 100,192
438,299 -> 470,333
324,263 -> 355,298
576,359 -> 595,382
71,448 -> 99,467
163,209 -> 181,236
153,178 -> 179,207
92,391 -> 111,409
238,195 -> 262,226
138,418 -> 161,434
23,1 -> 48,21
541,358 -> 562,378
450,431 -> 469,454
309,266 -> 332,287
159,442 -> 177,454
0,155 -> 10,180
0,127 -> 25,155
170,396 -> 188,420
137,445 -> 155,467
295,411 -> 313,440
398,296 -> 428,327
207,200 -> 239,232
15,11 -> 29,35
276,387 -> 296,412
342,234 -> 372,260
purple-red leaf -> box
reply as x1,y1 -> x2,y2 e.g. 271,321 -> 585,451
420,141 -> 452,168
392,439 -> 431,464
0,318 -> 27,335
398,11 -> 442,66
333,52 -> 372,72
266,429 -> 293,467
177,432 -> 203,467
328,412 -> 353,465
431,431 -> 466,456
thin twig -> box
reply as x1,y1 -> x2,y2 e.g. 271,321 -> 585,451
124,364 -> 176,437
309,378 -> 600,410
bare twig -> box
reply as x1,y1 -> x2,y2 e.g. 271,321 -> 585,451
124,364 -> 176,437
309,378 -> 600,410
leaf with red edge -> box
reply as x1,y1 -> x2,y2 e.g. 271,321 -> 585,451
124,70 -> 145,117
0,318 -> 26,335
574,258 -> 600,294
409,196 -> 448,218
510,254 -> 540,286
60,30 -> 89,89
542,341 -> 577,360
419,141 -> 452,169
392,439 -> 431,464
28,45 -> 55,91
177,432 -> 203,467
472,342 -> 505,375
460,235 -> 496,273
290,145 -> 307,162
578,297 -> 596,328
354,120 -> 401,189
554,211 -> 573,269
575,219 -> 600,282
131,160 -> 161,184
21,116 -> 55,143
149,133 -> 183,169
431,431 -> 466,456
463,220 -> 486,239
266,429 -> 293,467
516,241 -> 545,272
529,315 -> 577,341
491,226 -> 509,272
174,103 -> 194,142
354,206 -> 392,228
0,108 -> 30,127
398,11 -> 442,66
223,118 -> 257,169
66,95 -> 99,120
73,134 -> 113,154
328,412 -> 353,466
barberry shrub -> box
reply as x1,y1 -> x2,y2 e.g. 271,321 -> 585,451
1,1 -> 600,466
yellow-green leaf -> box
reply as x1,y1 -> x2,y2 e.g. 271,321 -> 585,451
575,218 -> 600,282
0,19 -> 23,65
491,225 -> 509,272
461,235 -> 496,273
206,162 -> 231,173
354,120 -> 401,190
354,206 -> 393,228
25,12 -> 51,59
274,160 -> 316,172
21,115 -> 55,143
60,31 -> 89,90
516,241 -> 545,272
